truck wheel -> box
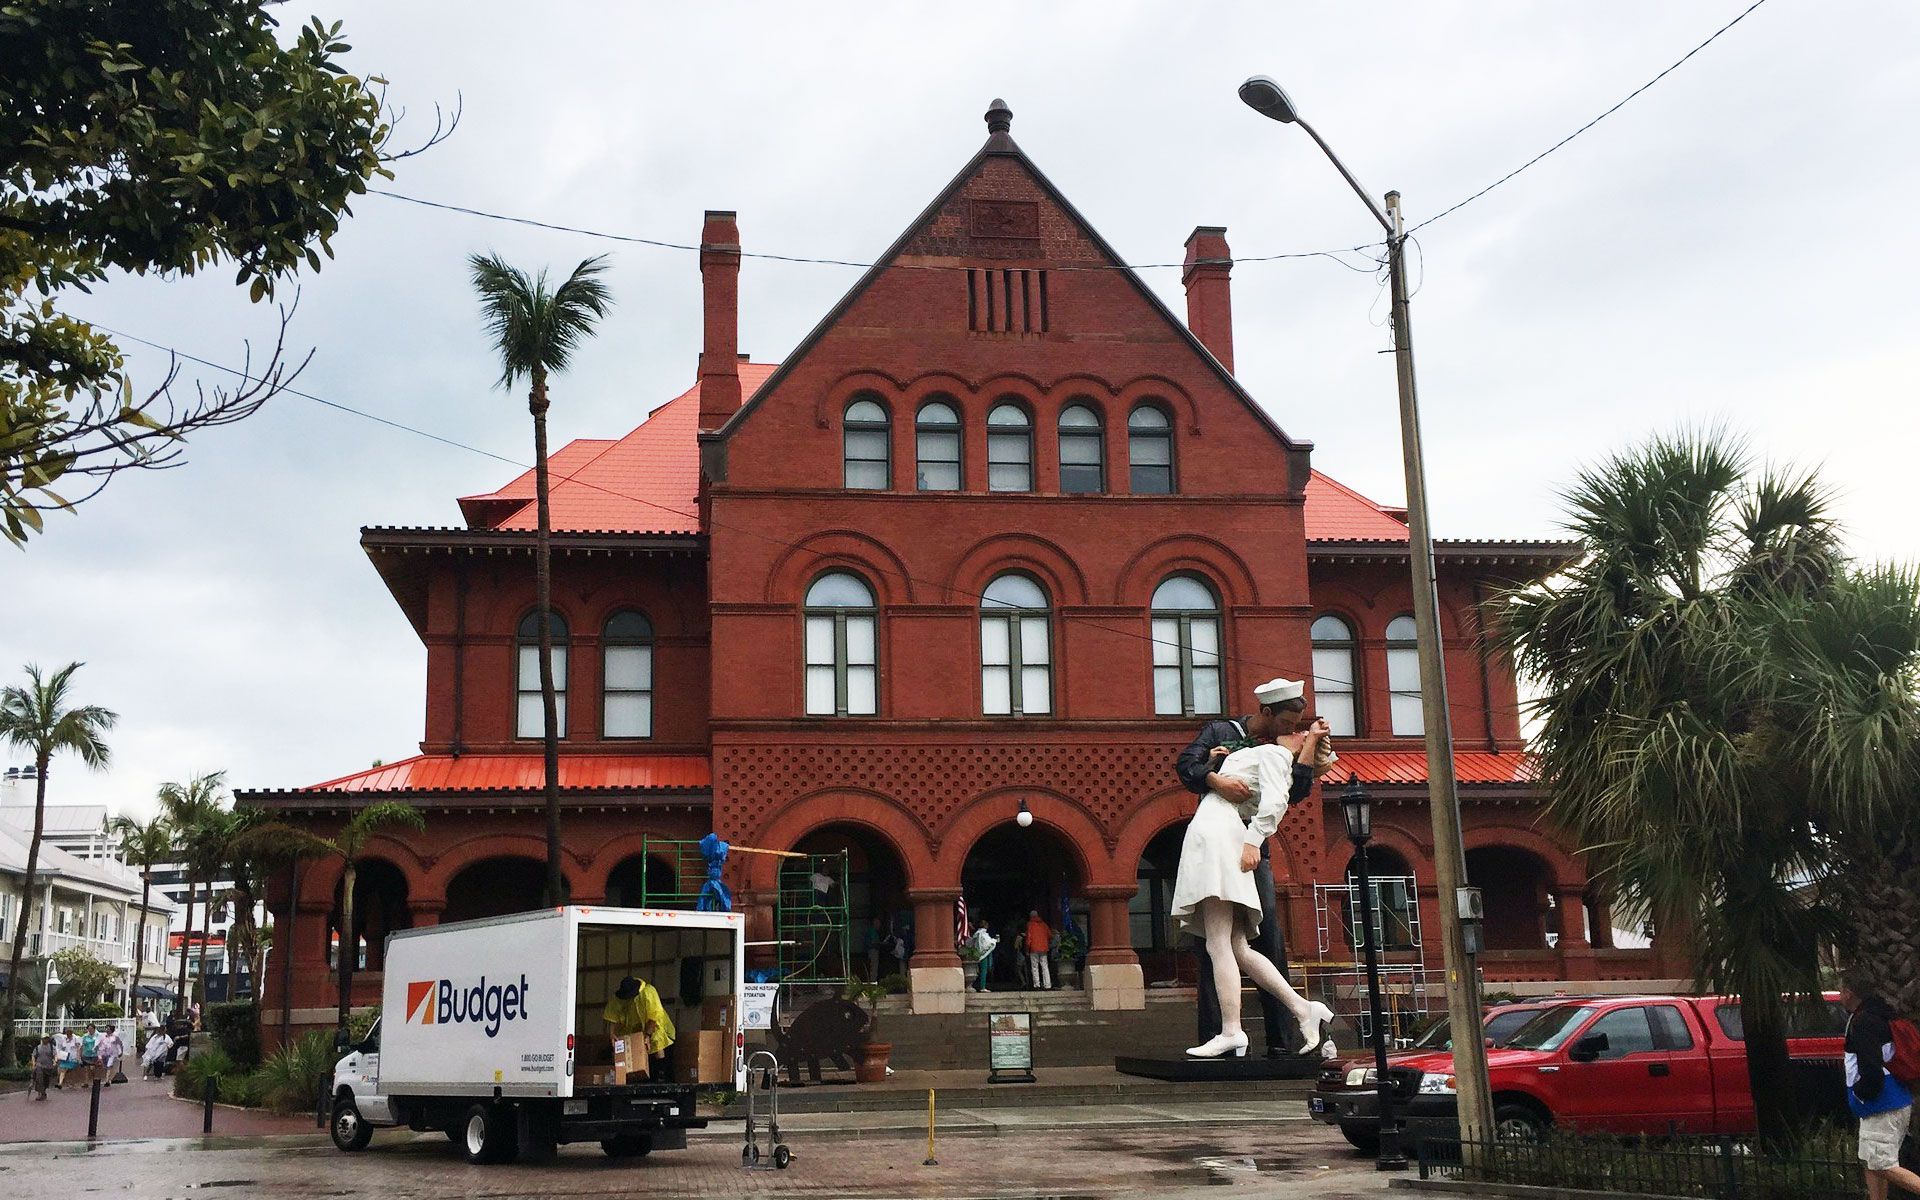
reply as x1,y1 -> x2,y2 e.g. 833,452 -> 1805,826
330,1095 -> 373,1152
1494,1102 -> 1549,1143
600,1135 -> 651,1159
460,1103 -> 516,1164
1338,1124 -> 1380,1155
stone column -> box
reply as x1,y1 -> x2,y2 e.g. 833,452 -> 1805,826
906,889 -> 965,1014
407,899 -> 444,929
1553,887 -> 1598,981
1084,885 -> 1144,1011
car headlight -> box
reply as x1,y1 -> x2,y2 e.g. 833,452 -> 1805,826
1417,1072 -> 1458,1095
1345,1066 -> 1376,1088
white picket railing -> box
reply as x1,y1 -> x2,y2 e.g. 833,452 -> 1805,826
12,1017 -> 140,1046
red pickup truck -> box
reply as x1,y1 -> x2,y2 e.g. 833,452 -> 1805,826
1308,994 -> 1846,1148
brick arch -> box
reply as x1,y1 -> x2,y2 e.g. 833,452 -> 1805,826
813,369 -> 911,430
1043,372 -> 1120,408
1115,375 -> 1201,436
1464,824 -> 1585,889
763,529 -> 917,606
946,532 -> 1091,607
1341,819 -> 1431,883
900,371 -> 976,408
1114,533 -> 1261,608
1110,786 -> 1200,877
302,844 -> 427,909
420,832 -> 587,899
931,787 -> 1115,890
579,827 -> 710,899
746,788 -> 932,893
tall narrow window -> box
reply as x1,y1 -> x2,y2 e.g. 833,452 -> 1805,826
986,402 -> 1032,492
1151,575 -> 1223,716
602,610 -> 654,738
1128,405 -> 1174,494
980,573 -> 1052,716
843,397 -> 890,490
1058,402 -> 1104,494
805,572 -> 878,716
515,610 -> 568,739
1386,614 -> 1424,736
1311,615 -> 1358,737
915,400 -> 962,491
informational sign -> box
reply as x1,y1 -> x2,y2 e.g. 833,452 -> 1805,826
741,983 -> 779,1031
987,1011 -> 1035,1084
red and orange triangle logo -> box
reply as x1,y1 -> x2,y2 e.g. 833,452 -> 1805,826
407,980 -> 434,1024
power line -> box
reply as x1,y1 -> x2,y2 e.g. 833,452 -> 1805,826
95,322 -> 1539,726
1408,0 -> 1776,234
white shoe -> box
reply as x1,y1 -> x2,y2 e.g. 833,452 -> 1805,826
1297,1002 -> 1337,1057
1185,1031 -> 1249,1059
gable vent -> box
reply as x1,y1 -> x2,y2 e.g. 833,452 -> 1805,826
967,267 -> 1048,334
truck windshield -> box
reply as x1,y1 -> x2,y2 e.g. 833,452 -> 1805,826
1500,1005 -> 1591,1052
1410,1015 -> 1452,1049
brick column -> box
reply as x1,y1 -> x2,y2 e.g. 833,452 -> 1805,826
1554,887 -> 1598,981
906,888 -> 964,1014
407,899 -> 444,929
1084,885 -> 1144,1011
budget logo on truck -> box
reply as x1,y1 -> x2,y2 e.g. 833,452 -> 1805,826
404,975 -> 530,1037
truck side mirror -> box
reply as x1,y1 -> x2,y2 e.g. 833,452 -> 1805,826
1569,1033 -> 1609,1062
333,1030 -> 352,1054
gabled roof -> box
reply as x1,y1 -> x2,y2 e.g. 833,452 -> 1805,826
1303,470 -> 1411,541
706,104 -> 1309,458
0,821 -> 159,901
456,363 -> 776,536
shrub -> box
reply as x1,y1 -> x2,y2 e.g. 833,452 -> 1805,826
207,1001 -> 261,1068
173,1043 -> 235,1100
250,1030 -> 338,1115
83,1001 -> 122,1020
217,1072 -> 263,1107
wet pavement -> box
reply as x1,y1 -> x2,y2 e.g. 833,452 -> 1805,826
1,1075 -> 311,1143
0,1100 -> 1484,1198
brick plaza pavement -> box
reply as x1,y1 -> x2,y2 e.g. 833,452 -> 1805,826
0,1104 -> 1480,1199
1,1074 -> 312,1143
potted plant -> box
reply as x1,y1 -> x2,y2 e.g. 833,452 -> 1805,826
844,980 -> 892,1082
1056,925 -> 1088,989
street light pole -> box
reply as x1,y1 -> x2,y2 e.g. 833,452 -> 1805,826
1336,775 -> 1407,1171
1239,76 -> 1495,1148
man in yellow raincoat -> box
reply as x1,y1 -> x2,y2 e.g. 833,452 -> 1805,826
603,975 -> 675,1079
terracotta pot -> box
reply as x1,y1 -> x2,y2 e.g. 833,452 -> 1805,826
855,1041 -> 892,1083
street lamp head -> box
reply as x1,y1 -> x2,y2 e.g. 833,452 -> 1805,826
1337,773 -> 1373,845
1238,76 -> 1299,124
1015,798 -> 1033,828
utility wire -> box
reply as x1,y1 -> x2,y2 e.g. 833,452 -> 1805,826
95,321 -> 1542,727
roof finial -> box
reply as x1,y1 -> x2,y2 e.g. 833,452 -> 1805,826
985,98 -> 1012,135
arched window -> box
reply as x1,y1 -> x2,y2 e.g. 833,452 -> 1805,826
1310,615 -> 1358,737
515,610 -> 568,739
915,400 -> 961,491
986,401 -> 1032,492
1128,404 -> 1174,494
1150,575 -> 1222,717
843,397 -> 890,490
602,610 -> 654,738
1386,614 -> 1423,736
1057,402 -> 1105,494
804,572 -> 878,716
980,573 -> 1052,716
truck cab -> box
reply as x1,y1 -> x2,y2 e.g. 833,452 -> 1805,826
330,1018 -> 388,1149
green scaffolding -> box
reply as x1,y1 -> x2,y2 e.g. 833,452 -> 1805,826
776,851 -> 850,985
636,837 -> 706,909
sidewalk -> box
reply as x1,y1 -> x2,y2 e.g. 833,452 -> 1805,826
0,1076 -> 313,1144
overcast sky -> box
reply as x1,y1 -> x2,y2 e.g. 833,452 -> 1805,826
7,2 -> 1918,817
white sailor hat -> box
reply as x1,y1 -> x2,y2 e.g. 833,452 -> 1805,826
1254,677 -> 1305,706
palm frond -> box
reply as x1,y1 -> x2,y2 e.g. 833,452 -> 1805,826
468,253 -> 614,390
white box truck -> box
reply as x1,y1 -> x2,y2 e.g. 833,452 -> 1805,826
327,905 -> 745,1164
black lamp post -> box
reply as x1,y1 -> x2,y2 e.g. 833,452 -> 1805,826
1335,773 -> 1407,1170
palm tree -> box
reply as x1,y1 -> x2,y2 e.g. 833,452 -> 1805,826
239,801 -> 424,1031
0,662 -> 115,1061
105,811 -> 173,1020
468,251 -> 613,908
158,771 -> 229,1007
1489,432 -> 1843,1147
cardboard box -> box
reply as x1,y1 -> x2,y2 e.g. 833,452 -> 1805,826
577,1066 -> 614,1087
613,1036 -> 649,1083
701,996 -> 735,1032
694,1030 -> 730,1083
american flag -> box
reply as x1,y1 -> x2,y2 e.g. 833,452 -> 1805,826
955,896 -> 970,947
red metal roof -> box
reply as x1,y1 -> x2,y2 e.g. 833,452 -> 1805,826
1331,750 -> 1538,787
293,754 -> 712,794
1302,471 -> 1410,542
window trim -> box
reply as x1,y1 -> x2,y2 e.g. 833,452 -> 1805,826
1385,613 -> 1423,737
914,398 -> 963,492
842,396 -> 891,490
1127,403 -> 1176,495
986,399 -> 1034,493
600,609 -> 655,740
514,608 -> 570,741
1150,574 -> 1224,718
979,572 -> 1054,717
1057,401 -> 1106,495
803,571 -> 879,717
1310,612 -> 1362,736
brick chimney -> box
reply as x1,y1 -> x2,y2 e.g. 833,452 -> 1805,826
698,210 -> 742,430
1182,226 -> 1234,374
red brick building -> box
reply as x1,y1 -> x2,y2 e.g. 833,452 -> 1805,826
242,102 -> 1680,1037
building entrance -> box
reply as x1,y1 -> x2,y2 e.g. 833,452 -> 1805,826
960,822 -> 1085,991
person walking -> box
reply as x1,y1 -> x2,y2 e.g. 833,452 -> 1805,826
79,1024 -> 100,1086
29,1034 -> 56,1100
98,1027 -> 125,1087
968,925 -> 999,992
1024,910 -> 1052,991
53,1027 -> 78,1089
141,1029 -> 173,1079
1842,977 -> 1920,1200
